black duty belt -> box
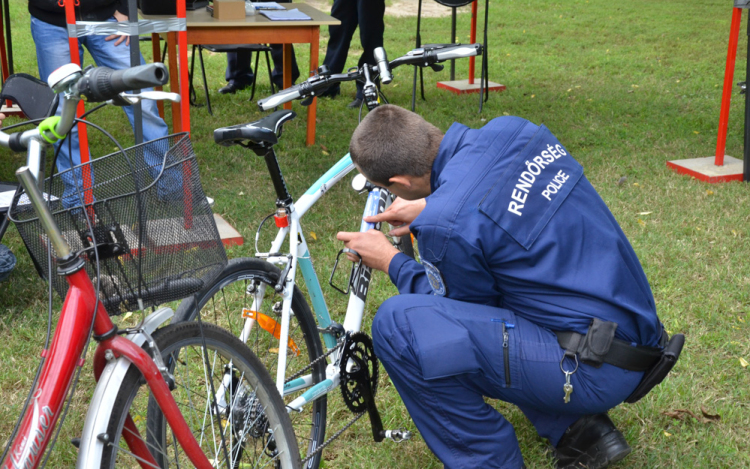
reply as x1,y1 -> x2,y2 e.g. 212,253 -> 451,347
554,319 -> 668,372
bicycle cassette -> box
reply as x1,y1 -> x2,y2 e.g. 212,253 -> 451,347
339,332 -> 379,413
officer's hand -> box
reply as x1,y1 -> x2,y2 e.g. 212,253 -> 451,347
364,197 -> 426,237
0,113 -> 6,128
336,229 -> 399,273
105,11 -> 130,47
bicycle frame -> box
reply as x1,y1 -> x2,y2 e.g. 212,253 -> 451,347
244,150 -> 392,408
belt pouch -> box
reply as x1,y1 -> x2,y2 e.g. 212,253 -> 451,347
625,333 -> 685,404
578,318 -> 618,367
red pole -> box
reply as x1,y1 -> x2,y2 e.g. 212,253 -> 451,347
716,8 -> 743,167
64,0 -> 95,212
469,1 -> 477,84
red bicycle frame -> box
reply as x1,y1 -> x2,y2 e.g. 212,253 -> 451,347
2,266 -> 214,469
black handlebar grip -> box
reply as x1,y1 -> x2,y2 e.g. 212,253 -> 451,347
79,63 -> 170,102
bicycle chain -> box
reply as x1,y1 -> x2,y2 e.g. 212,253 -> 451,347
300,412 -> 366,466
283,340 -> 342,385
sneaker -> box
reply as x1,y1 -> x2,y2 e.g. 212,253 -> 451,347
554,414 -> 631,469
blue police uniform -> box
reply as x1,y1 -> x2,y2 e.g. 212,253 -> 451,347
371,117 -> 663,469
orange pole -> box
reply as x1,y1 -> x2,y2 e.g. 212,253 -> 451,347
716,8 -> 743,167
64,0 -> 95,209
469,0 -> 477,84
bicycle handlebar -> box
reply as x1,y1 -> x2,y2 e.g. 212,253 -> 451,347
257,43 -> 482,111
77,63 -> 169,103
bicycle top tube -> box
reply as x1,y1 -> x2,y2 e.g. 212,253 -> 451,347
295,153 -> 356,217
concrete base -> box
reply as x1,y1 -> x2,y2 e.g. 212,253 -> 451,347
666,155 -> 745,183
436,79 -> 506,95
0,104 -> 24,117
214,213 -> 244,247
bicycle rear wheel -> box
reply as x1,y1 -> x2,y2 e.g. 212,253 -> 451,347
100,322 -> 300,469
174,257 -> 327,468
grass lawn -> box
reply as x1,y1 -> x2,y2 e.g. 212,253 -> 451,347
1,0 -> 749,467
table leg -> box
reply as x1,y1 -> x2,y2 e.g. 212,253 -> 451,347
167,32 -> 181,133
306,27 -> 319,146
283,43 -> 292,111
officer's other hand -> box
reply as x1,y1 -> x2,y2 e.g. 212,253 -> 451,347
364,197 -> 426,237
0,113 -> 6,127
106,11 -> 130,47
336,229 -> 399,273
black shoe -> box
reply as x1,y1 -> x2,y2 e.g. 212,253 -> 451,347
218,81 -> 248,94
554,414 -> 631,469
318,85 -> 340,98
347,98 -> 363,109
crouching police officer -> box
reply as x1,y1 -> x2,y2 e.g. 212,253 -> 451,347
337,105 -> 683,469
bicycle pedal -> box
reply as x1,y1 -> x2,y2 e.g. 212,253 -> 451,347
382,428 -> 412,443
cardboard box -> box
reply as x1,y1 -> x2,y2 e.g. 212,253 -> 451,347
213,0 -> 245,20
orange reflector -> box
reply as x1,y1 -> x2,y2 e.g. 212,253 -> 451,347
242,309 -> 300,356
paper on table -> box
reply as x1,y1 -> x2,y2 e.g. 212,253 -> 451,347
252,2 -> 285,10
260,8 -> 311,20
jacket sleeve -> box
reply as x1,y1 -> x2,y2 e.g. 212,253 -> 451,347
387,253 -> 433,295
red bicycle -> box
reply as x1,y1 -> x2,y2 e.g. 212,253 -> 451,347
0,63 -> 300,468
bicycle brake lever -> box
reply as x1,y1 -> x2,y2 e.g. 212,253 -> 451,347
429,63 -> 444,72
110,91 -> 181,106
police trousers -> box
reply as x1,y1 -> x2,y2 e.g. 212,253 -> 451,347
371,295 -> 644,469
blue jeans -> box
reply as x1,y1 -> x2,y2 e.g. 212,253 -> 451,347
31,16 -> 171,207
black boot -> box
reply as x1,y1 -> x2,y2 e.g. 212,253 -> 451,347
554,413 -> 631,469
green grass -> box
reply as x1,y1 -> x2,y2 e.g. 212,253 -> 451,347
2,0 -> 750,467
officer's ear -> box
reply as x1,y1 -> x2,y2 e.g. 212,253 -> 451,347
388,175 -> 413,188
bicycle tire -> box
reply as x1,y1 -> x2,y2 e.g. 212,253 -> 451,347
398,233 -> 415,259
100,322 -> 301,469
174,257 -> 328,468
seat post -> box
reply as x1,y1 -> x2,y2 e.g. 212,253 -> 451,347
263,148 -> 293,207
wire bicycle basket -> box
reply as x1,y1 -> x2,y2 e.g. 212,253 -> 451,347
10,133 -> 227,315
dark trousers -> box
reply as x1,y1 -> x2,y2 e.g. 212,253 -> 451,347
225,46 -> 300,89
372,294 -> 643,468
225,0 -> 300,88
322,0 -> 385,98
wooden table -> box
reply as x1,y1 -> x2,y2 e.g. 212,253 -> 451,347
143,3 -> 338,146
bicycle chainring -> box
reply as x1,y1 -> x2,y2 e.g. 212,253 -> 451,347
339,332 -> 379,413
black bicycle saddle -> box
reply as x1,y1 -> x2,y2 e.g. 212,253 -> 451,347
214,109 -> 296,150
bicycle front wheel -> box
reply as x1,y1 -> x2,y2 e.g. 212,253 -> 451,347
174,257 -> 327,468
100,322 -> 301,469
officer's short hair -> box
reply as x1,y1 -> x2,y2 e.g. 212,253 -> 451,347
350,104 -> 443,185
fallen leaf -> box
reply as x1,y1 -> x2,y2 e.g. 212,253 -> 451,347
700,406 -> 721,421
322,151 -> 330,156
663,408 -> 721,424
637,211 -> 653,216
740,357 -> 749,368
531,94 -> 536,98
238,191 -> 244,196
693,131 -> 700,134
637,219 -> 646,227
706,190 -> 714,195
310,231 -> 317,241
320,144 -> 329,152
633,182 -> 640,187
567,88 -> 572,92
121,312 -> 133,321
663,431 -> 672,437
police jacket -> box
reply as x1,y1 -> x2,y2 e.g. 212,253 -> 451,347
387,116 -> 663,347
29,0 -> 128,28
